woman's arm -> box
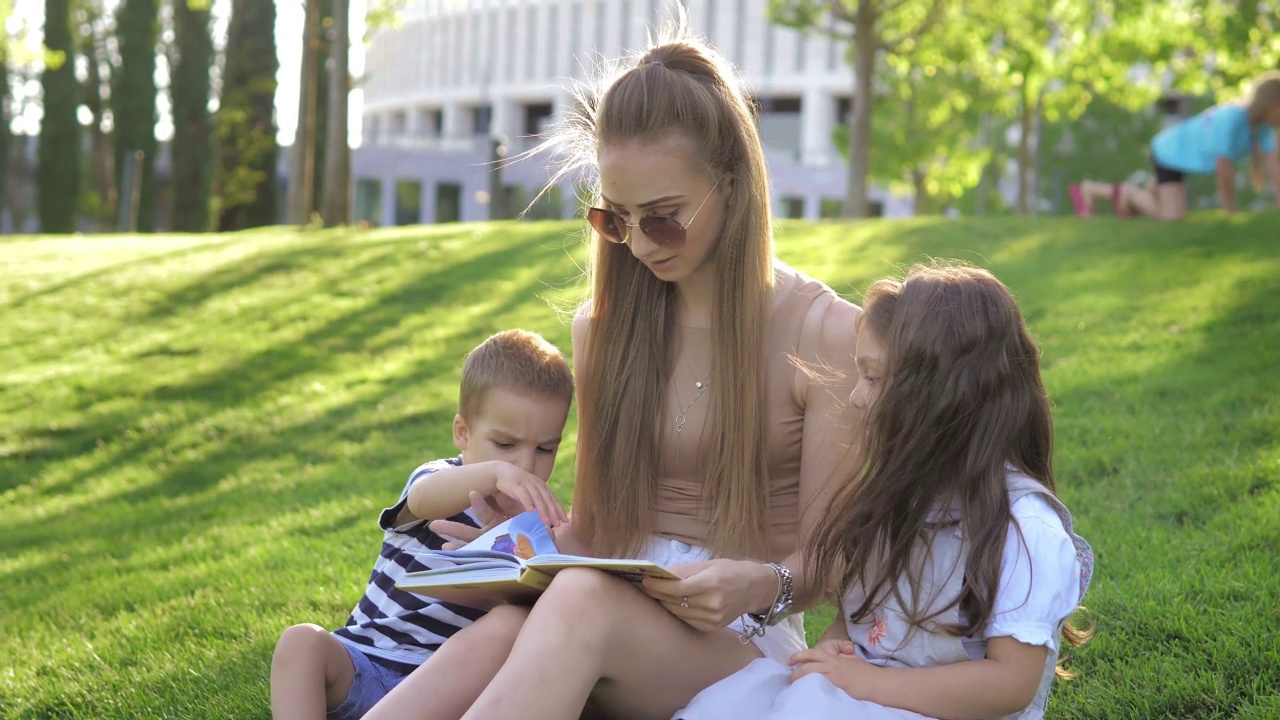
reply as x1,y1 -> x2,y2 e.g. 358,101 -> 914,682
789,636 -> 1047,720
1216,156 -> 1237,214
788,296 -> 862,609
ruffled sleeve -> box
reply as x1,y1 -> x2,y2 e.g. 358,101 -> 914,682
984,493 -> 1084,651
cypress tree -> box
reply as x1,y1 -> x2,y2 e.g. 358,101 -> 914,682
112,0 -> 159,231
216,0 -> 279,230
37,0 -> 81,233
171,0 -> 214,232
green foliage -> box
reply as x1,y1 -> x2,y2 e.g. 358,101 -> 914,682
215,0 -> 279,231
3,215 -> 1280,716
112,0 -> 160,232
170,0 -> 215,232
36,0 -> 80,233
1171,0 -> 1280,97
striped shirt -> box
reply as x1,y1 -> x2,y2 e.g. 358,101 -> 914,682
333,456 -> 487,673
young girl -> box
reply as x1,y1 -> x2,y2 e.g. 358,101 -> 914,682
676,264 -> 1093,720
1069,70 -> 1280,220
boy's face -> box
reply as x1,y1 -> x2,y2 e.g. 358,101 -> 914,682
454,387 -> 571,513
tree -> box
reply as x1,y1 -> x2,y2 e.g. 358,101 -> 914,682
965,0 -> 1181,214
1174,0 -> 1280,97
1,19 -> 10,227
286,0 -> 321,225
113,0 -> 160,231
79,0 -> 115,229
171,0 -> 214,231
216,0 -> 279,231
769,0 -> 946,218
321,0 -> 351,226
37,0 -> 81,233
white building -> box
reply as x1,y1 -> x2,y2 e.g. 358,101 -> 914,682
356,0 -> 912,226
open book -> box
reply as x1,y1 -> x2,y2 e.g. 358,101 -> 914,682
396,511 -> 682,609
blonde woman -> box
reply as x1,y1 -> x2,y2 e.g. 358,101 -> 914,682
1070,71 -> 1280,220
363,20 -> 860,720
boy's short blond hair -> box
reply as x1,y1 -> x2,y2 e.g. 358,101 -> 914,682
458,329 -> 574,420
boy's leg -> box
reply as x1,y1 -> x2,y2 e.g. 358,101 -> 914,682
362,604 -> 531,720
271,624 -> 356,720
1120,181 -> 1187,221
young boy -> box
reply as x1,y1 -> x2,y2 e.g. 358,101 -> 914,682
270,329 -> 574,720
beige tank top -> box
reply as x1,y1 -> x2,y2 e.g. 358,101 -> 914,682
652,263 -> 845,562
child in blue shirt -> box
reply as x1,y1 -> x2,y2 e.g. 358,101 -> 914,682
269,329 -> 573,720
1070,71 -> 1280,220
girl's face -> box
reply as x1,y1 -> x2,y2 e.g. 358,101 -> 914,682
850,324 -> 886,410
597,134 -> 728,284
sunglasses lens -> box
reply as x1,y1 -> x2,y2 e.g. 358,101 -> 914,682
587,209 -> 625,243
639,216 -> 685,247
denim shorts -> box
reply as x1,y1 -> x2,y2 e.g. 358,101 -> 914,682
328,639 -> 412,720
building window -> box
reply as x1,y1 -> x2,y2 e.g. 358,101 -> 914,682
472,105 -> 493,136
365,115 -> 382,145
354,179 -> 382,226
436,182 -> 462,223
758,96 -> 803,156
420,108 -> 443,138
524,103 -> 555,137
836,97 -> 853,125
395,180 -> 423,226
781,197 -> 805,219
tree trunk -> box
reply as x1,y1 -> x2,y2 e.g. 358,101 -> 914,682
82,10 -> 116,231
171,0 -> 214,232
216,0 -> 279,231
287,0 -> 320,226
1015,73 -> 1036,216
113,0 -> 160,232
38,0 -> 81,233
845,3 -> 878,219
311,0 -> 334,213
321,0 -> 351,226
0,35 -> 11,227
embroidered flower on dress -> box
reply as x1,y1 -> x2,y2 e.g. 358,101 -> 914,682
867,617 -> 887,647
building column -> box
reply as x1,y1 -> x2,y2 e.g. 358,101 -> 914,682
442,102 -> 467,139
801,87 -> 834,167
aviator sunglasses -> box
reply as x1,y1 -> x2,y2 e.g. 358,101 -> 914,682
586,178 -> 722,248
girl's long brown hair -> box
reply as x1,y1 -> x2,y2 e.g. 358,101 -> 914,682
806,264 -> 1088,670
537,14 -> 774,558
1245,71 -> 1280,192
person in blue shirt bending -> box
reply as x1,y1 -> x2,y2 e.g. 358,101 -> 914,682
1069,71 -> 1280,221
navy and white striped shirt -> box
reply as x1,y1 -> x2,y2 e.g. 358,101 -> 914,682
333,457 -> 487,673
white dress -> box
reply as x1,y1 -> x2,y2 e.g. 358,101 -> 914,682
674,473 -> 1094,720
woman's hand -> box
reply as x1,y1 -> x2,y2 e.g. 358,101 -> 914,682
639,559 -> 780,632
787,642 -> 880,700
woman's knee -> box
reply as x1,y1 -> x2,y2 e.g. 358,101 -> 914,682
538,569 -> 632,624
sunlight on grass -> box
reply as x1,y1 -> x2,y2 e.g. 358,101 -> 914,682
3,214 -> 1278,718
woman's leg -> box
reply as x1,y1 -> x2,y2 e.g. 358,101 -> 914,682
460,569 -> 763,720
362,604 -> 531,720
1120,181 -> 1187,221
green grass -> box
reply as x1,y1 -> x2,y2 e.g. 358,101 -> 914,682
2,213 -> 1278,719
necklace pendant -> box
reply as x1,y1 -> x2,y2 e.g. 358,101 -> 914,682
675,413 -> 687,432
695,380 -> 704,389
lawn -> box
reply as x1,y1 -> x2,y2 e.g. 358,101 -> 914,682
2,213 -> 1278,719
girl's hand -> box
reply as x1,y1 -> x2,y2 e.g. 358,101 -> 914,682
639,559 -> 779,632
787,644 -> 880,701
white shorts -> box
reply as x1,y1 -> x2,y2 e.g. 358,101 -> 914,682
636,536 -> 807,665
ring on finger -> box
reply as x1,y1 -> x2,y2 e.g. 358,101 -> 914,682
680,596 -> 690,609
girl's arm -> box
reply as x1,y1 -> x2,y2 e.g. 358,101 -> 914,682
1216,157 -> 1237,214
1264,151 -> 1280,206
790,636 -> 1048,720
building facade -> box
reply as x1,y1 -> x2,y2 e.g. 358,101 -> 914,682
355,0 -> 913,226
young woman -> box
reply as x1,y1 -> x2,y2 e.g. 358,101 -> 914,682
1070,71 -> 1280,220
678,264 -> 1093,720
362,18 -> 862,720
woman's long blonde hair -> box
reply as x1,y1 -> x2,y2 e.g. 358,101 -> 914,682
539,17 -> 774,559
1245,71 -> 1280,192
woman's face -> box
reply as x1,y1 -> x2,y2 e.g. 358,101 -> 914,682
597,134 -> 728,284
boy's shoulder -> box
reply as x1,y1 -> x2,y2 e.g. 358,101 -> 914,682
404,455 -> 464,487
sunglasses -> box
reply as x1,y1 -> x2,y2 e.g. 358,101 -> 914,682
585,178 -> 722,248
